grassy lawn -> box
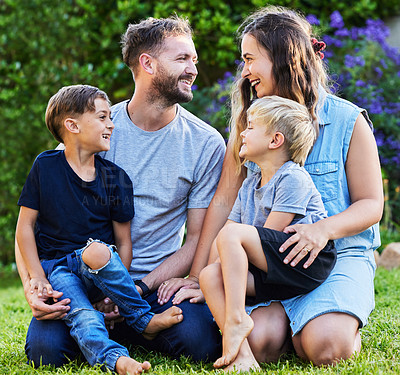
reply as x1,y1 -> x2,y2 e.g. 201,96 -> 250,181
1,266 -> 400,374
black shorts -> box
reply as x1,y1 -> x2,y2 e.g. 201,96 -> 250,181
247,226 -> 336,304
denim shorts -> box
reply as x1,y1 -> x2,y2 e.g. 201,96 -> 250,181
246,249 -> 376,335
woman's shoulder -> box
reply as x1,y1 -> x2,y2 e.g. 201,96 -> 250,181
318,93 -> 372,129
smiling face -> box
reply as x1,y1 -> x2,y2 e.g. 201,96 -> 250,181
76,98 -> 114,153
239,115 -> 272,162
241,34 -> 276,98
151,35 -> 198,106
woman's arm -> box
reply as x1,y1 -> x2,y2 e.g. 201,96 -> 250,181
190,144 -> 247,277
112,220 -> 132,270
157,144 -> 246,302
280,114 -> 384,267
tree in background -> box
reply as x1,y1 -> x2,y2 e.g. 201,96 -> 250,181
1,0 -> 399,264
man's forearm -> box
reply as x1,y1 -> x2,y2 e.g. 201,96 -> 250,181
142,240 -> 196,292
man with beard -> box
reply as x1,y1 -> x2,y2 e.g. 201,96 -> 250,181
18,16 -> 225,369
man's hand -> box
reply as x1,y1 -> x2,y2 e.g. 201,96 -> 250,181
29,276 -> 53,298
93,297 -> 124,330
26,289 -> 70,320
157,276 -> 199,305
172,286 -> 205,305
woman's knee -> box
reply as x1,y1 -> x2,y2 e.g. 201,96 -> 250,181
293,313 -> 359,366
248,303 -> 291,363
82,242 -> 110,270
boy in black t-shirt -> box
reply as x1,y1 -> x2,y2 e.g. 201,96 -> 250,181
16,85 -> 183,375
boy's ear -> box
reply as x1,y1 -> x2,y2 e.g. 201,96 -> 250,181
138,53 -> 155,75
269,132 -> 285,149
63,118 -> 80,134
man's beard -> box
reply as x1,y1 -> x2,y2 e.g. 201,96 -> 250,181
149,65 -> 194,108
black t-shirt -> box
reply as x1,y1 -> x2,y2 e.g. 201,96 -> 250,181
18,150 -> 134,260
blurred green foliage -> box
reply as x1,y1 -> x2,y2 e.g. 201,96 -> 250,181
1,0 -> 399,264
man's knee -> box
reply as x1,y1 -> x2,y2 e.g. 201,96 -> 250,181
25,318 -> 79,367
82,242 -> 110,270
170,301 -> 221,361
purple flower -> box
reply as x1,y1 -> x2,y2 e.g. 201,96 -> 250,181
383,45 -> 400,65
355,80 -> 366,87
364,19 -> 389,44
370,99 -> 383,114
224,71 -> 233,79
334,28 -> 350,38
330,11 -> 345,29
323,35 -> 343,48
350,27 -> 361,41
306,14 -> 320,26
191,84 -> 198,91
344,54 -> 365,68
374,67 -> 383,78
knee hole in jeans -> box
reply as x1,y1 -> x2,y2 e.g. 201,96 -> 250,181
82,242 -> 111,270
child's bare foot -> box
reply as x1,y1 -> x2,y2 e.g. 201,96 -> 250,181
115,356 -> 151,375
223,342 -> 260,373
142,306 -> 183,340
214,313 -> 254,368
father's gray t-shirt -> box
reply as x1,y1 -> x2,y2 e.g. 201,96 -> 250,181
229,161 -> 327,226
101,100 -> 226,279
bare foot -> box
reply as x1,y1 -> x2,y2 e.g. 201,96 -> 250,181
214,313 -> 254,368
223,342 -> 260,373
115,356 -> 151,375
142,306 -> 183,340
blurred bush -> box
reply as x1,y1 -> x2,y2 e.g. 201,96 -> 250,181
1,0 -> 399,264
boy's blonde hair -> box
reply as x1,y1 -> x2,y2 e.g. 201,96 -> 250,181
45,84 -> 110,143
247,96 -> 316,166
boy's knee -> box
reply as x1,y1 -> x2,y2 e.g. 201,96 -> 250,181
216,223 -> 242,249
82,242 -> 111,270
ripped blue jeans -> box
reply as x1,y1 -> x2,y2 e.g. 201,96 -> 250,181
41,239 -> 153,371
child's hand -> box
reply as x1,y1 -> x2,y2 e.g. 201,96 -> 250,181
172,287 -> 205,305
30,277 -> 53,298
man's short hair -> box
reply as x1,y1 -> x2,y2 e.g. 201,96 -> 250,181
247,96 -> 316,166
45,84 -> 109,143
121,15 -> 192,76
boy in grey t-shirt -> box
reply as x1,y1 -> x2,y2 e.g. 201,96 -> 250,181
200,96 -> 337,370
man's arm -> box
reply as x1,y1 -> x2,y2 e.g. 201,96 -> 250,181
139,208 -> 207,301
15,237 -> 70,320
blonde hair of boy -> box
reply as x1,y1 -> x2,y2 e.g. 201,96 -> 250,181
247,96 -> 316,166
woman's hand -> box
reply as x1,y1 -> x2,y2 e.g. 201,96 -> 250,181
280,222 -> 330,268
157,276 -> 200,305
172,286 -> 205,305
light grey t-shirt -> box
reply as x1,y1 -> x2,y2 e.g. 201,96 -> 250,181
101,100 -> 226,278
228,161 -> 327,227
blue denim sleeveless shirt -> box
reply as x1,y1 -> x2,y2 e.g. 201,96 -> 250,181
247,93 -> 380,253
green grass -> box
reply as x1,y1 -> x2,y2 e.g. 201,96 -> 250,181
2,267 -> 400,374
